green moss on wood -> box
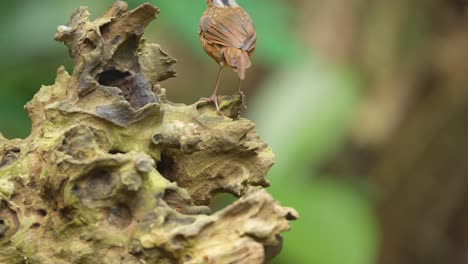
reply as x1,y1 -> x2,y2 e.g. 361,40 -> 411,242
0,1 -> 297,263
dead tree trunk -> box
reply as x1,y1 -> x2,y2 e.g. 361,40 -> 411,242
0,2 -> 297,263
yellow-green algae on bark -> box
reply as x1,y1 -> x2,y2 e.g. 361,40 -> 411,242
0,1 -> 298,263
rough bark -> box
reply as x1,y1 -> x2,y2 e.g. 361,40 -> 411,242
0,2 -> 297,263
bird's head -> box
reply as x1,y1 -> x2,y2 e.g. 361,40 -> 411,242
206,0 -> 239,8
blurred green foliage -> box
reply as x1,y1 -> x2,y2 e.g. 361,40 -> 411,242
250,60 -> 378,264
0,1 -> 378,263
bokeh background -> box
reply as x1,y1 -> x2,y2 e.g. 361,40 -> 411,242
3,1 -> 468,263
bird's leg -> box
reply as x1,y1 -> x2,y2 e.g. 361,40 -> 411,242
237,78 -> 246,103
211,66 -> 223,112
200,66 -> 224,114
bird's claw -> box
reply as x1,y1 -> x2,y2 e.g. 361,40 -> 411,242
199,95 -> 224,116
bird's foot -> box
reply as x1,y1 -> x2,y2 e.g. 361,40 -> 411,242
238,91 -> 247,106
199,95 -> 224,116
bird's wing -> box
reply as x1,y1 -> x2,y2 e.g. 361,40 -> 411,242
199,7 -> 256,53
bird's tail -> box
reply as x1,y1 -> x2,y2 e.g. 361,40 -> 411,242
224,48 -> 251,80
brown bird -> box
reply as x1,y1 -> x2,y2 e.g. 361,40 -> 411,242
199,0 -> 257,112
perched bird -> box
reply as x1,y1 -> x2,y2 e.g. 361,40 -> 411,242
199,0 -> 257,112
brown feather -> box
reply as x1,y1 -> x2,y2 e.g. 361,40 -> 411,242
199,6 -> 256,78
223,47 -> 251,80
